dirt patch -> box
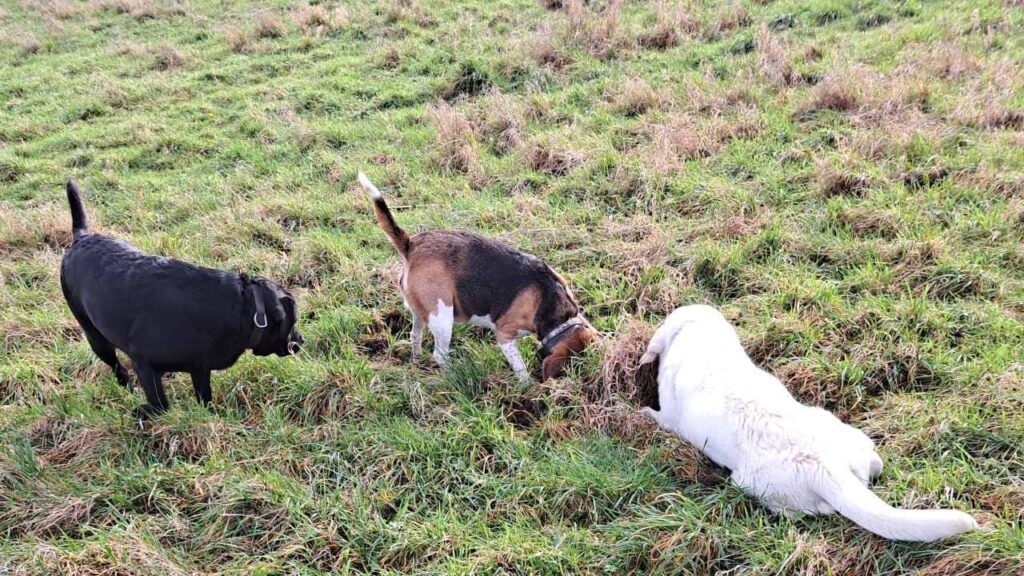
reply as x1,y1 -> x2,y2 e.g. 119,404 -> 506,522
440,61 -> 492,101
598,319 -> 658,409
357,308 -> 409,359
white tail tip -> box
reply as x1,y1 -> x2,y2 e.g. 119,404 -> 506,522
357,171 -> 381,199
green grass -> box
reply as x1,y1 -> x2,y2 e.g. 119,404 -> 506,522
2,0 -> 1023,573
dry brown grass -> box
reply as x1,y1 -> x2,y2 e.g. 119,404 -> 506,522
834,205 -> 900,239
14,0 -> 76,20
383,0 -> 413,24
17,34 -> 43,56
377,44 -> 402,69
44,0 -> 77,19
801,67 -> 928,129
475,89 -> 525,155
815,158 -> 872,197
640,115 -> 720,174
255,10 -> 286,39
705,3 -> 749,40
426,101 -> 481,176
951,60 -> 1024,129
38,428 -> 112,467
755,25 -> 795,87
602,218 -> 689,315
525,135 -> 586,175
916,43 -> 981,80
151,44 -> 182,70
637,1 -> 700,50
599,319 -> 658,409
225,27 -> 251,54
92,0 -> 135,14
528,23 -> 573,69
33,536 -> 191,575
801,60 -> 968,132
291,5 -> 348,36
30,496 -> 97,537
801,72 -> 862,114
0,204 -> 72,256
564,0 -> 624,60
91,0 -> 183,19
609,77 -> 672,117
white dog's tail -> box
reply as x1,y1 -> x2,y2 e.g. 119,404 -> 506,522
640,304 -> 723,365
815,466 -> 977,542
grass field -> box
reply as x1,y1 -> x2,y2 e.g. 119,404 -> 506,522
2,0 -> 1023,573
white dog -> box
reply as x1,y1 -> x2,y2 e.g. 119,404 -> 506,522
640,304 -> 977,542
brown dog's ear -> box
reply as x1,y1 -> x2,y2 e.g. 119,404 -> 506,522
540,326 -> 597,380
541,353 -> 570,381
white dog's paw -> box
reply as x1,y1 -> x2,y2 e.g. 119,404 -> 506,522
640,407 -> 660,420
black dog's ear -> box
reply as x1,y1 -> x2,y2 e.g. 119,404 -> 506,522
281,294 -> 296,317
264,286 -> 287,323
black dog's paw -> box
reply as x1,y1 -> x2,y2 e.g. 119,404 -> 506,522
115,367 -> 132,388
131,404 -> 165,422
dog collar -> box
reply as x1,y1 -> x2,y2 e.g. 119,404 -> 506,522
538,315 -> 585,360
245,278 -> 268,349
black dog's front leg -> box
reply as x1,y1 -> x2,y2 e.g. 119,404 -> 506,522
131,359 -> 169,420
190,370 -> 212,407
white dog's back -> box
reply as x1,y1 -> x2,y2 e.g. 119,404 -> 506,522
641,305 -> 977,542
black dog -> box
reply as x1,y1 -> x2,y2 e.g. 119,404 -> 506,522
60,181 -> 303,418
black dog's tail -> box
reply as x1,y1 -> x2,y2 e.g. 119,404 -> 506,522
66,180 -> 88,241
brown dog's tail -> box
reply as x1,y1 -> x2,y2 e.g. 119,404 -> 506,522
66,180 -> 89,241
358,172 -> 410,258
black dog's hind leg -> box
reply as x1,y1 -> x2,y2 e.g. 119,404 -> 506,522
190,370 -> 212,407
131,359 -> 168,419
66,298 -> 130,387
82,328 -> 130,387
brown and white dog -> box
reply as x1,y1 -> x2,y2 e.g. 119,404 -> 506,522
358,172 -> 596,382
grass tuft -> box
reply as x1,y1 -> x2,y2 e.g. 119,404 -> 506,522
151,44 -> 182,70
427,101 -> 481,177
526,135 -> 586,175
255,10 -> 285,39
637,1 -> 700,50
609,77 -> 672,117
